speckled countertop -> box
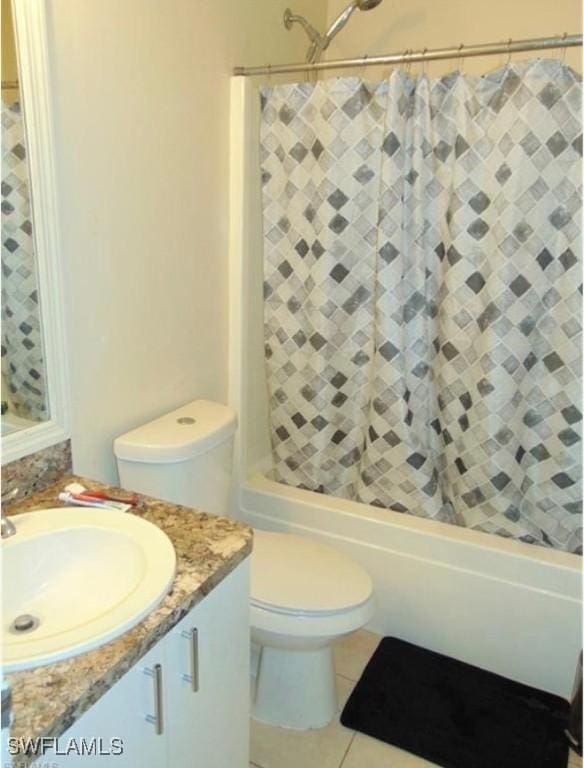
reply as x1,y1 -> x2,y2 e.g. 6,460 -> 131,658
4,474 -> 253,753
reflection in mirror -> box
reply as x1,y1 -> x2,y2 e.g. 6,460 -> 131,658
1,0 -> 49,436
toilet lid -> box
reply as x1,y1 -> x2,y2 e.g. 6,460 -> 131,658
251,530 -> 373,615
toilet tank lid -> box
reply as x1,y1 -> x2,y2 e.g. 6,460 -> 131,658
113,400 -> 237,464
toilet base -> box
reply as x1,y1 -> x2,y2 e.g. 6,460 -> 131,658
252,645 -> 338,730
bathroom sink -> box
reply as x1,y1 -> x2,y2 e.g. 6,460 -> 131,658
2,507 -> 176,672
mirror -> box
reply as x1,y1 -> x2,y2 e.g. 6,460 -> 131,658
2,0 -> 48,435
1,0 -> 70,463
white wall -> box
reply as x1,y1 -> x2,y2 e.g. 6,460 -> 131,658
46,0 -> 327,482
44,0 -> 581,482
325,0 -> 582,74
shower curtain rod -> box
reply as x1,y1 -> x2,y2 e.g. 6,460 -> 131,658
233,33 -> 582,76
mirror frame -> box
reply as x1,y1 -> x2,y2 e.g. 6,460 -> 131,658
2,0 -> 71,463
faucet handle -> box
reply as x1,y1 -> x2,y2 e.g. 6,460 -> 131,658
1,487 -> 20,505
1,488 -> 18,538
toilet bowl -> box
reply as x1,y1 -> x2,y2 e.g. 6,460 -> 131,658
114,400 -> 375,731
250,530 -> 375,729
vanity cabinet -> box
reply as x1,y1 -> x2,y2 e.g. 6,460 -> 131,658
165,560 -> 250,768
30,561 -> 249,768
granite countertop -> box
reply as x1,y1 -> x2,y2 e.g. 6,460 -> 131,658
4,474 -> 253,753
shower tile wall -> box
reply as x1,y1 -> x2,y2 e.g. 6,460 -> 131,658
1,99 -> 47,421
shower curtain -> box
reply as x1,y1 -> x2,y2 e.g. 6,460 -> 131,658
260,60 -> 582,554
1,99 -> 47,422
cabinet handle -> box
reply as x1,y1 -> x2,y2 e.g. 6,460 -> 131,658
144,663 -> 164,735
181,627 -> 199,692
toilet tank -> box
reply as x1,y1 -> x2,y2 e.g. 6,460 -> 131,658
113,400 -> 237,515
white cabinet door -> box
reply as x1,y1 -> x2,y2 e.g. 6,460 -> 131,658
31,642 -> 168,768
164,560 -> 250,768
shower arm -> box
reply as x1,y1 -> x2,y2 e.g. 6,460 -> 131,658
284,6 -> 360,64
285,3 -> 364,64
284,9 -> 323,46
284,10 -> 328,64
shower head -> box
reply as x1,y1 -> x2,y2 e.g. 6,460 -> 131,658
356,0 -> 384,10
318,0 -> 384,60
284,0 -> 384,65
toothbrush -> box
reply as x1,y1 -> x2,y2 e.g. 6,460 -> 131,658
74,490 -> 138,506
58,492 -> 133,512
63,482 -> 138,506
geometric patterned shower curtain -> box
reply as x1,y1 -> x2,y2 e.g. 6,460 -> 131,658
1,99 -> 47,422
260,60 -> 582,554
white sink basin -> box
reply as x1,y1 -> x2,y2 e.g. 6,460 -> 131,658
2,507 -> 176,672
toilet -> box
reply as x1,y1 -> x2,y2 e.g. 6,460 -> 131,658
114,400 -> 375,730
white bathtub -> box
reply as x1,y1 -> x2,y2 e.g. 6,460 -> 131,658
240,472 -> 581,698
228,76 -> 583,700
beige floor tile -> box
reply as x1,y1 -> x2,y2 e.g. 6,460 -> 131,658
342,733 -> 581,768
342,732 -> 441,768
333,629 -> 381,682
250,675 -> 355,768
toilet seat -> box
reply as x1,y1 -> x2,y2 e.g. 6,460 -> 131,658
251,595 -> 375,642
251,530 -> 373,617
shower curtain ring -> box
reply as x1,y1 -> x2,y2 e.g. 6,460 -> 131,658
457,43 -> 465,72
421,47 -> 428,77
361,53 -> 369,78
506,38 -> 513,66
561,32 -> 568,64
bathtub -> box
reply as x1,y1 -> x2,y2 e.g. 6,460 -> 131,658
239,472 -> 581,698
228,76 -> 583,700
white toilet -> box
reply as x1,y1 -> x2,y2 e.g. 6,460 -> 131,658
114,399 -> 375,730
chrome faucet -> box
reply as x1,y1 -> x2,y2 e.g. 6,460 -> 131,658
1,487 -> 19,539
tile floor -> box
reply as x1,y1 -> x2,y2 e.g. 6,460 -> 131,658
250,629 -> 583,768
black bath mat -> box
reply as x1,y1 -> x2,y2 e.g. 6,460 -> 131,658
341,637 -> 570,768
